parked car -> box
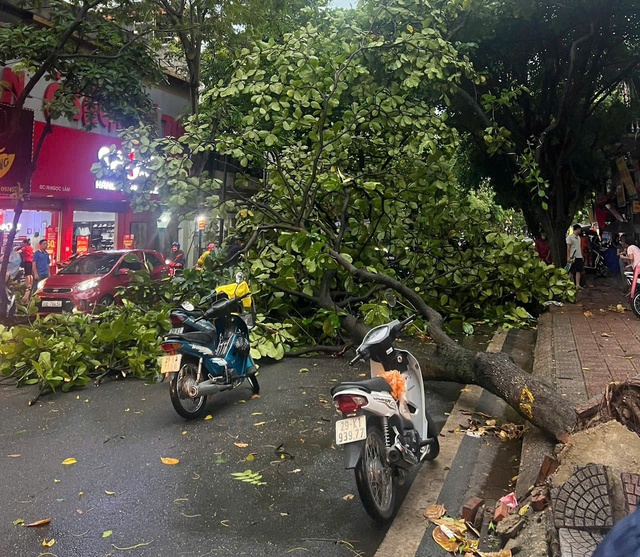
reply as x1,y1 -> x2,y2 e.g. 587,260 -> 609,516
36,250 -> 169,313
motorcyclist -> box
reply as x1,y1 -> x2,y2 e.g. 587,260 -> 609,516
168,242 -> 185,270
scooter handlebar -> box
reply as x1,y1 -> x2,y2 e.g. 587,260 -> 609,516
396,313 -> 418,332
348,352 -> 362,366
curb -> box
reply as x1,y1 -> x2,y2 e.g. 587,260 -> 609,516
515,311 -> 556,500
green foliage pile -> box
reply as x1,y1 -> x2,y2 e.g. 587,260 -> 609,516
0,302 -> 170,393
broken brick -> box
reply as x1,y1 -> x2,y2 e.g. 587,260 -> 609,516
462,496 -> 484,523
496,514 -> 525,541
531,486 -> 549,511
535,455 -> 559,486
494,501 -> 509,523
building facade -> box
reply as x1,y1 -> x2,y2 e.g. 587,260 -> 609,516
0,65 -> 189,270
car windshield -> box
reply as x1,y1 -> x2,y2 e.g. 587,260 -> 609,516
60,253 -> 121,275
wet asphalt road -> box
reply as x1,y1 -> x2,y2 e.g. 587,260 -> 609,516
0,357 -> 461,557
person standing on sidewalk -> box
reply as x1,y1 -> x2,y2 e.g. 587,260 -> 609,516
15,238 -> 34,302
566,224 -> 584,289
621,235 -> 640,300
33,239 -> 50,290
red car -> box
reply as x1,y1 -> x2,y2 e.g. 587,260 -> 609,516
37,250 -> 169,313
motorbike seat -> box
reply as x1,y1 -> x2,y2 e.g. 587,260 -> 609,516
171,308 -> 204,318
165,330 -> 217,345
331,377 -> 393,395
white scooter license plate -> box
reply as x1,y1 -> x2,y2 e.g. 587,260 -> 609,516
335,416 -> 367,445
161,354 -> 182,374
169,327 -> 184,334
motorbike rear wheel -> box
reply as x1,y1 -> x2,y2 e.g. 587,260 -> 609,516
632,293 -> 640,320
169,361 -> 208,419
355,425 -> 395,522
596,262 -> 611,278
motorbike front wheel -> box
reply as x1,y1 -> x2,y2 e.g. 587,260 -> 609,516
354,425 -> 395,522
169,362 -> 208,419
596,263 -> 611,278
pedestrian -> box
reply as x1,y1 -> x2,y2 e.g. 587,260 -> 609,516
566,224 -> 584,289
621,236 -> 640,301
226,238 -> 244,265
534,233 -> 552,264
15,238 -> 34,302
33,239 -> 50,290
196,242 -> 217,269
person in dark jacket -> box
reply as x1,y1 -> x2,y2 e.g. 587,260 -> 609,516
593,507 -> 640,556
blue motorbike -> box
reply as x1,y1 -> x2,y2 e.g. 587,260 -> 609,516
160,288 -> 258,419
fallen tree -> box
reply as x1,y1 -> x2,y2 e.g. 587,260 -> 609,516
117,0 -> 578,441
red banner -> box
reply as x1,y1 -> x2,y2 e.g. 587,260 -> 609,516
123,234 -> 134,249
0,104 -> 34,198
76,235 -> 89,254
46,226 -> 57,267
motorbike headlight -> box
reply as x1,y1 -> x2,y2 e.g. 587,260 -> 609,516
37,279 -> 47,291
77,278 -> 101,292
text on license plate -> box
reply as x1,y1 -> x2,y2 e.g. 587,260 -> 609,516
335,415 -> 367,445
169,327 -> 184,334
161,354 -> 182,374
42,300 -> 63,308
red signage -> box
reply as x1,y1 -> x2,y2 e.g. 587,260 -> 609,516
123,234 -> 134,249
0,104 -> 34,198
76,235 -> 90,254
46,226 -> 57,267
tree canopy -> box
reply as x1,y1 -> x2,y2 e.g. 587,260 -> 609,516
448,0 -> 640,262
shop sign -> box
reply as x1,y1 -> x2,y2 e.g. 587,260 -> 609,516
123,234 -> 134,249
0,222 -> 21,232
197,216 -> 206,230
46,226 -> 57,266
0,104 -> 34,198
76,235 -> 90,254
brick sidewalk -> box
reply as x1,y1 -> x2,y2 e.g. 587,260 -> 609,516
546,277 -> 640,401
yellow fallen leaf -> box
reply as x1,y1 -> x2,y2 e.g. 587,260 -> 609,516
583,310 -> 593,317
62,458 -> 77,465
26,518 -> 51,527
485,419 -> 497,427
161,457 -> 179,465
42,538 -> 55,547
53,479 -> 60,483
254,422 -> 266,426
105,490 -> 116,496
423,504 -> 446,520
102,530 -> 112,538
204,415 -> 213,421
78,492 -> 83,497
182,431 -> 187,435
343,494 -> 355,501
518,503 -> 530,516
246,454 -> 255,461
234,442 -> 249,448
601,333 -> 611,337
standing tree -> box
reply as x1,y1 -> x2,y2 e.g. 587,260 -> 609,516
0,0 -> 162,320
108,1 -> 577,440
446,0 -> 640,263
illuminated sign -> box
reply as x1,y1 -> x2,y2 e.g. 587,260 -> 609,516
0,223 -> 21,232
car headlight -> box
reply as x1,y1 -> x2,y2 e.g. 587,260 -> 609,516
37,279 -> 47,291
77,278 -> 101,292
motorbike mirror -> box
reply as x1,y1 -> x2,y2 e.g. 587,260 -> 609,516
383,291 -> 397,308
181,301 -> 195,312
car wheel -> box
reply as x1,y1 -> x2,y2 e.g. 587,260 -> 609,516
98,295 -> 114,306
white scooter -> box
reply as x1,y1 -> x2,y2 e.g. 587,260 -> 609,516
331,315 -> 439,522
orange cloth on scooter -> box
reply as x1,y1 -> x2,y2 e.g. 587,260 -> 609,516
378,370 -> 406,401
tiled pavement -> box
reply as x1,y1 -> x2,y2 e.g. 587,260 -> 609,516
545,278 -> 640,556
547,279 -> 640,399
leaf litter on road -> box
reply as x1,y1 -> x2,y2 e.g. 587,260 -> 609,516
161,457 -> 179,465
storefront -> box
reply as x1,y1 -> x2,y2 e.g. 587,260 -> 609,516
0,66 -> 189,273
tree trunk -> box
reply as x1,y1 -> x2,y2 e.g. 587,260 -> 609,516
330,250 -> 576,442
